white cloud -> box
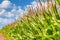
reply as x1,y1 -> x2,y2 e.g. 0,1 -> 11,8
4,0 -> 8,1
0,9 -> 6,15
0,0 -> 25,28
0,18 -> 15,25
0,0 -> 12,8
5,12 -> 14,18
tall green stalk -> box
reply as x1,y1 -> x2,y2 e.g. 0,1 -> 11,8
0,0 -> 60,40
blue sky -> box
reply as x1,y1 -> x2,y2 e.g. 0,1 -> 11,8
9,0 -> 35,8
0,0 -> 36,29
0,0 -> 50,29
0,0 -> 35,9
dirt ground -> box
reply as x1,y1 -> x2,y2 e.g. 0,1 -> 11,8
0,33 -> 5,40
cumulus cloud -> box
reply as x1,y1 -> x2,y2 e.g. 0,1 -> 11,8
0,0 -> 12,8
0,18 -> 15,28
0,0 -> 25,28
5,12 -> 14,18
0,9 -> 6,15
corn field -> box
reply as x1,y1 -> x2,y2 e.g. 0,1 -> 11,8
0,0 -> 60,40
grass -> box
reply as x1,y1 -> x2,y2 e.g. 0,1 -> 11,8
56,0 -> 60,5
0,0 -> 60,40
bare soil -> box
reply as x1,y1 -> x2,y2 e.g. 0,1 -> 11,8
0,33 -> 5,40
